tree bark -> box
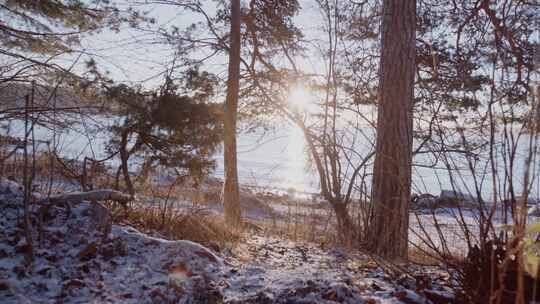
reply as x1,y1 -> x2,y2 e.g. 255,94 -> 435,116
333,201 -> 355,245
368,0 -> 416,261
223,0 -> 242,228
119,130 -> 135,197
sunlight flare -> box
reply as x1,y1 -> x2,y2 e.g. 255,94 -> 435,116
287,86 -> 315,112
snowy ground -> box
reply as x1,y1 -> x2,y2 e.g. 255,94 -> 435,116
219,235 -> 454,303
0,179 -> 457,303
0,184 -> 223,303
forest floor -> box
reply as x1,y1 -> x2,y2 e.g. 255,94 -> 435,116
0,178 -> 459,304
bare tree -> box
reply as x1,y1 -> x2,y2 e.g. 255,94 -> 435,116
233,0 -> 379,244
368,0 -> 416,261
223,0 -> 242,227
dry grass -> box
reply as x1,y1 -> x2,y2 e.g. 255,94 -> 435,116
106,200 -> 242,252
250,200 -> 338,248
407,247 -> 454,266
1,148 -> 343,252
258,220 -> 331,245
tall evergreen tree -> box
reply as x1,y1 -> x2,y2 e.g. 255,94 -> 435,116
223,0 -> 242,227
105,71 -> 223,196
369,0 -> 416,261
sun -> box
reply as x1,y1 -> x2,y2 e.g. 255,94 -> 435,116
287,86 -> 314,111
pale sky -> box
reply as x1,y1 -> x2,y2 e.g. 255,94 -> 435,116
72,0 -> 327,89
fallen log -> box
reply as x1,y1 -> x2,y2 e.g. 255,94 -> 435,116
48,189 -> 132,205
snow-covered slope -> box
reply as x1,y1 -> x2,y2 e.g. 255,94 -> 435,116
0,179 -> 455,303
0,180 -> 222,303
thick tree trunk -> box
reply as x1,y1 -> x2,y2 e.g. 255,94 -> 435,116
223,0 -> 242,228
368,0 -> 416,261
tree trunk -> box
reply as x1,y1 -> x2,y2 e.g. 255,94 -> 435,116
333,201 -> 354,245
368,0 -> 416,261
119,130 -> 135,197
223,0 -> 242,228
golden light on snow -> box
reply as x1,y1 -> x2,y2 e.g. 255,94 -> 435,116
287,85 -> 315,112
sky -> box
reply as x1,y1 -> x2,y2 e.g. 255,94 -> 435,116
74,0 -> 327,89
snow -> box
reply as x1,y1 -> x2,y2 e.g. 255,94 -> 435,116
0,187 -> 223,303
215,235 -> 454,303
409,202 -> 540,256
0,181 -> 458,303
409,209 -> 480,255
0,178 -> 22,194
